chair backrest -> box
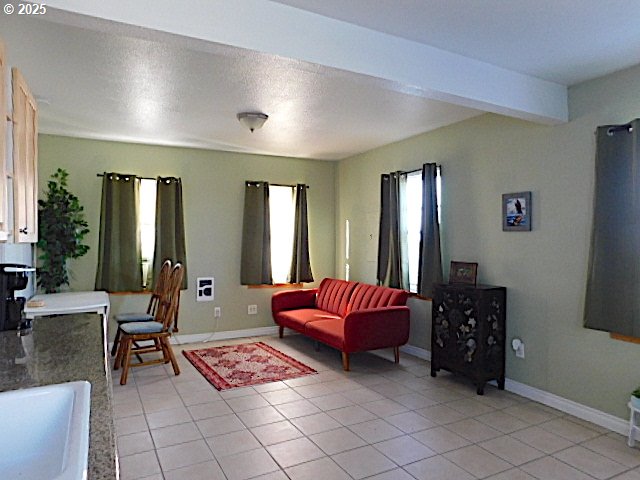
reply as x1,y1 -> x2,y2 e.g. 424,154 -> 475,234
155,263 -> 185,331
147,259 -> 172,315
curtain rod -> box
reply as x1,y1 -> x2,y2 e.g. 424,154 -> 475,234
97,173 -> 156,181
605,124 -> 633,136
398,164 -> 442,175
246,181 -> 310,189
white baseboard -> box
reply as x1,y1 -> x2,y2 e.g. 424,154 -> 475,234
400,344 -> 431,361
504,378 -> 629,436
171,326 -> 280,345
111,328 -> 629,436
397,345 -> 627,435
107,325 -> 280,351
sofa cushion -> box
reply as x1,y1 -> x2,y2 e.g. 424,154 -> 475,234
348,283 -> 409,311
316,278 -> 358,317
276,308 -> 342,333
304,318 -> 344,350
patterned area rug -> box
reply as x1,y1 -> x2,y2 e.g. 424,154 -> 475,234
182,342 -> 317,390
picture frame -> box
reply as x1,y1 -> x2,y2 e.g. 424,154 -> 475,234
449,261 -> 478,285
502,191 -> 532,231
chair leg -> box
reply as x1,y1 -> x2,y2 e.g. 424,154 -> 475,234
120,337 -> 133,385
113,333 -> 125,370
394,346 -> 400,364
162,337 -> 180,376
278,325 -> 284,338
111,327 -> 121,357
342,352 -> 350,371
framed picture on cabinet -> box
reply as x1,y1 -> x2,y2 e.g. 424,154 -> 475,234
449,261 -> 478,285
502,191 -> 531,231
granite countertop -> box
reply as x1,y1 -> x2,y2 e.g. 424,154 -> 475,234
0,313 -> 118,480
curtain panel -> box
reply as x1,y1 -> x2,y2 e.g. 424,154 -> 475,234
289,184 -> 314,283
153,177 -> 188,290
584,119 -> 640,336
418,163 -> 443,297
377,171 -> 408,289
241,181 -> 273,285
95,173 -> 143,292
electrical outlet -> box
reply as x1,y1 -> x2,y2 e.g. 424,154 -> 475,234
248,304 -> 258,315
214,307 -> 221,318
516,343 -> 525,358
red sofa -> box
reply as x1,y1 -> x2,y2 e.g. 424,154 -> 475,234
271,278 -> 410,370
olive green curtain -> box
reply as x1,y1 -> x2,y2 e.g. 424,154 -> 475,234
584,119 -> 640,336
417,163 -> 443,297
289,184 -> 314,283
153,177 -> 188,290
241,181 -> 273,285
377,172 -> 408,289
95,173 -> 142,292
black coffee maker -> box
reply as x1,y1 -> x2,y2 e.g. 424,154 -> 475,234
0,264 -> 34,331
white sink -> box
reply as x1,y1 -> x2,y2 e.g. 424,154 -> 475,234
0,381 -> 91,480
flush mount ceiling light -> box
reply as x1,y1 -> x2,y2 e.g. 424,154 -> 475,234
237,112 -> 268,132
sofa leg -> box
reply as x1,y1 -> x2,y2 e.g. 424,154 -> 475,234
393,346 -> 400,364
278,326 -> 284,338
342,352 -> 350,371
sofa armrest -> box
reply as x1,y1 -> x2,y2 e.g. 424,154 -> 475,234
272,288 -> 318,314
343,306 -> 410,352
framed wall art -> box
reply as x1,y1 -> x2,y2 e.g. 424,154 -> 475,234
502,191 -> 531,231
449,261 -> 478,285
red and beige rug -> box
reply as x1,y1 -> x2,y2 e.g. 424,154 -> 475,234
182,342 -> 317,390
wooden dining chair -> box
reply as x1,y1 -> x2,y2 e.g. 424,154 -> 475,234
113,263 -> 184,385
110,259 -> 172,356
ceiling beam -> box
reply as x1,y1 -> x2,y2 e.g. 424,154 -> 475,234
44,0 -> 568,124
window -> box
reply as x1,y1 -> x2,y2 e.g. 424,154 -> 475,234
345,219 -> 350,281
405,169 -> 441,293
96,173 -> 187,293
139,178 -> 157,287
268,185 -> 295,284
241,181 -> 313,286
376,166 -> 441,294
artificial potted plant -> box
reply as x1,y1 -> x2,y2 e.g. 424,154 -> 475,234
632,387 -> 640,409
37,168 -> 90,293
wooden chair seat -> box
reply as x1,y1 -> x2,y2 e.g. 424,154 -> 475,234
110,259 -> 172,356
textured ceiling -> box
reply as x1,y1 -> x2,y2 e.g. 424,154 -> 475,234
1,1 -> 639,160
0,14 -> 481,160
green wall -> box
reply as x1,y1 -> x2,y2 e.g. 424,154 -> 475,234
38,136 -> 336,339
336,64 -> 640,419
37,63 -> 640,420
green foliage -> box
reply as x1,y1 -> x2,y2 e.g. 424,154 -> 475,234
37,168 -> 90,293
633,387 -> 640,399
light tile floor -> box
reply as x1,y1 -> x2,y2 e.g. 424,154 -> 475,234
111,334 -> 640,480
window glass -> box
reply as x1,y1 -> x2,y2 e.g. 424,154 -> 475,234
139,178 -> 157,287
406,172 -> 422,293
269,185 -> 296,284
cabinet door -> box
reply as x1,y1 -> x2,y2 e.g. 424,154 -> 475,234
0,41 -> 8,240
433,286 -> 481,371
11,67 -> 38,243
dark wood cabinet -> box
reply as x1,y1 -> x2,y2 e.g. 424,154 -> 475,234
431,283 -> 507,395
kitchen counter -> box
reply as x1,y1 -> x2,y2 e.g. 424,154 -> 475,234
0,313 -> 118,479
